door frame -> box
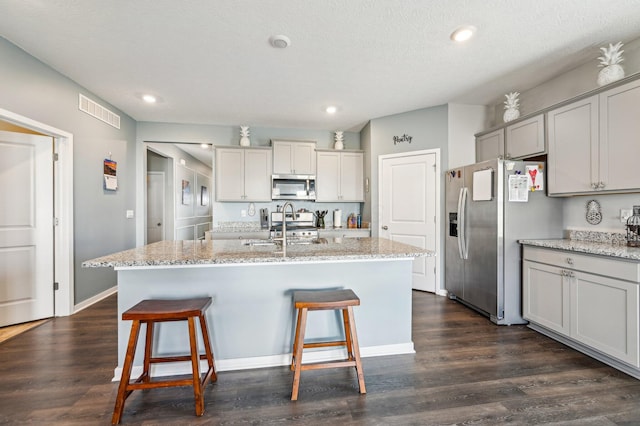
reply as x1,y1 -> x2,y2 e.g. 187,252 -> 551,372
378,149 -> 443,295
0,108 -> 74,317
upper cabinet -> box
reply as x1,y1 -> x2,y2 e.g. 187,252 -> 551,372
271,140 -> 316,175
505,114 -> 545,159
548,79 -> 640,195
316,150 -> 364,202
476,129 -> 504,163
215,147 -> 272,201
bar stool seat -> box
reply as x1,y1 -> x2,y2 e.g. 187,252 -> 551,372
112,297 -> 217,424
290,289 -> 366,401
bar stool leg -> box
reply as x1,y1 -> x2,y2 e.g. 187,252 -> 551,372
142,320 -> 154,383
112,320 -> 141,425
342,308 -> 354,361
291,307 -> 308,401
346,306 -> 366,394
290,306 -> 304,371
187,316 -> 205,416
198,313 -> 217,383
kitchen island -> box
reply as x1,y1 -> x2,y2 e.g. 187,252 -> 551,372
84,238 -> 434,379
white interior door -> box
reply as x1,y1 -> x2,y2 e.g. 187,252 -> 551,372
0,130 -> 54,326
146,171 -> 165,243
380,151 -> 438,292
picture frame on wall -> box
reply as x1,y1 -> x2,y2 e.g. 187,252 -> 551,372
200,186 -> 209,206
181,179 -> 192,205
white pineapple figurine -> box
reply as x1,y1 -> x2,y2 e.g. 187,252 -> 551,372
503,92 -> 520,123
597,42 -> 625,86
334,131 -> 344,150
239,126 -> 250,147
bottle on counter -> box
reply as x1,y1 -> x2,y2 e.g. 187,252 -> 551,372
357,214 -> 362,229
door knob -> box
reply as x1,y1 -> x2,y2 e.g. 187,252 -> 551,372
382,225 -> 388,230
157,223 -> 162,226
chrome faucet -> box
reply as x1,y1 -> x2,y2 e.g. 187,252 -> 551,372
275,202 -> 296,255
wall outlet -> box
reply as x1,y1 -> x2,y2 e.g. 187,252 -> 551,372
126,209 -> 134,219
240,209 -> 247,217
620,209 -> 632,223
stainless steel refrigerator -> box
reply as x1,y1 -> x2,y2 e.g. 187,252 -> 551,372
445,159 -> 563,325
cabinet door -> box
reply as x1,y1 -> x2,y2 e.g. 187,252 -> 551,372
523,260 -> 571,335
547,96 -> 599,195
316,151 -> 340,201
571,271 -> 639,367
292,143 -> 316,175
339,152 -> 364,201
475,129 -> 504,163
599,79 -> 640,192
272,142 -> 293,174
215,148 -> 245,201
244,149 -> 272,201
505,114 -> 544,159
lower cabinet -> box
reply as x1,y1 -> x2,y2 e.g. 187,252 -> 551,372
523,246 -> 640,370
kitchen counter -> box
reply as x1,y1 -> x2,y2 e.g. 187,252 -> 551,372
83,237 -> 429,268
520,239 -> 640,261
84,238 -> 433,380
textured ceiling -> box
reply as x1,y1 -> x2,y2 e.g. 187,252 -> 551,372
2,0 -> 640,132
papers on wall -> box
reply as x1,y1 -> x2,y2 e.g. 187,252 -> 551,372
509,175 -> 529,202
472,169 -> 493,201
103,159 -> 117,191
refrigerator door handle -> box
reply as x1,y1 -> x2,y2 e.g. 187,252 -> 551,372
459,187 -> 469,260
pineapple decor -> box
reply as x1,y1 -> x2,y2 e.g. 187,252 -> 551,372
597,42 -> 625,87
239,126 -> 250,147
503,92 -> 520,123
334,131 -> 344,150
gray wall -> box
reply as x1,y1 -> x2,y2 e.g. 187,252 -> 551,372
0,37 -> 137,305
136,122 -> 362,244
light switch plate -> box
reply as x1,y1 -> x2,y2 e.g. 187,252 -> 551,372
126,210 -> 134,219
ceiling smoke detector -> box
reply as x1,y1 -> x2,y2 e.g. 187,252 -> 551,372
270,35 -> 291,49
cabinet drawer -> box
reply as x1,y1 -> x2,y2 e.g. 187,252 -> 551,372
523,246 -> 640,283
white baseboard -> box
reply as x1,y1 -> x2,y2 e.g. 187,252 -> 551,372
112,342 -> 415,381
73,286 -> 117,314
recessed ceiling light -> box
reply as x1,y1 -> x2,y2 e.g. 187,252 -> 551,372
450,26 -> 476,42
269,35 -> 291,49
326,106 -> 337,114
200,144 -> 209,149
142,94 -> 157,103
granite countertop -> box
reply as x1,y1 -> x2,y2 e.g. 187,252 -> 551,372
83,237 -> 434,269
520,230 -> 640,261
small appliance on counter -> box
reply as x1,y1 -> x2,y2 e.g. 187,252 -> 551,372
260,208 -> 269,229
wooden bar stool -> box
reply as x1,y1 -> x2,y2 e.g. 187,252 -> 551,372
112,297 -> 217,424
290,289 -> 366,401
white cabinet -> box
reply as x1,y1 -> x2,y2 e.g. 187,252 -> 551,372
522,260 -> 571,335
316,150 -> 364,202
523,246 -> 640,368
215,147 -> 272,201
547,96 -> 598,194
548,79 -> 640,195
319,229 -> 370,238
475,129 -> 504,163
505,114 -> 545,159
271,140 -> 316,175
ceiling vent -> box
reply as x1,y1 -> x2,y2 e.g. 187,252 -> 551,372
78,94 -> 121,129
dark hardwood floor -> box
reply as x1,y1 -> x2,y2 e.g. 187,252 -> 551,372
2,291 -> 640,425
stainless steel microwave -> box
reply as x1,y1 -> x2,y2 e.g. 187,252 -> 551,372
271,175 -> 316,201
